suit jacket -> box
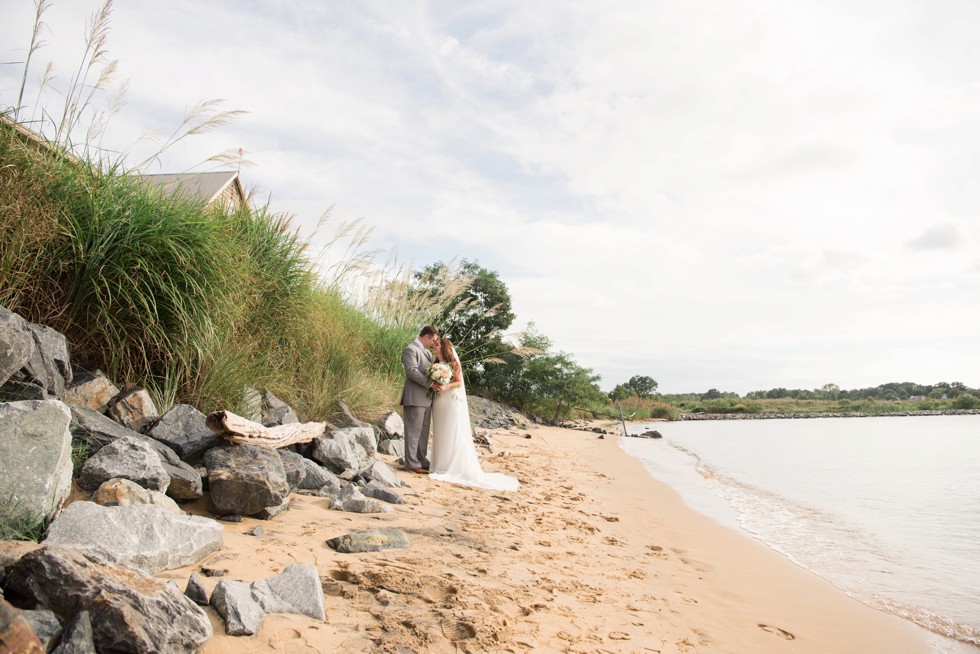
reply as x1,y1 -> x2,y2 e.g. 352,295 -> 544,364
400,339 -> 433,407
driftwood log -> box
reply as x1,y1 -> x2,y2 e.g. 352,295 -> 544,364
205,410 -> 327,449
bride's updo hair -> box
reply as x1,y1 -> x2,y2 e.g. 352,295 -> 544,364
438,337 -> 455,363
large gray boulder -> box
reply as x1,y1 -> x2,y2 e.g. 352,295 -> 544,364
326,528 -> 410,553
296,458 -> 341,491
5,546 -> 212,653
0,400 -> 73,522
205,445 -> 289,517
62,370 -> 119,413
260,390 -> 298,426
91,478 -> 181,515
330,402 -> 371,430
22,608 -> 62,650
44,502 -> 223,574
70,408 -> 203,500
378,438 -> 405,458
0,312 -> 34,387
51,610 -> 96,654
361,481 -> 406,505
251,564 -> 325,621
0,308 -> 72,399
77,435 -> 170,493
210,579 -> 264,636
311,427 -> 376,473
330,484 -> 392,514
107,388 -> 158,432
277,449 -> 307,492
146,403 -> 222,464
376,410 -> 405,439
359,460 -> 407,488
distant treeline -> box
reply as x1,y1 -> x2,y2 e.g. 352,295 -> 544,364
610,381 -> 980,421
744,381 -> 976,402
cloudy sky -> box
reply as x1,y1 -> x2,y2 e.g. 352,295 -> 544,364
3,0 -> 979,394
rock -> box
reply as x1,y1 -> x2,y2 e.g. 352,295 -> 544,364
210,579 -> 264,636
361,481 -> 406,505
260,390 -> 298,426
62,370 -> 119,413
331,484 -> 392,514
0,311 -> 34,387
184,573 -> 208,606
70,408 -> 203,501
68,405 -> 136,448
248,526 -> 264,537
51,610 -> 96,654
0,596 -> 45,653
0,400 -> 73,523
146,403 -> 222,464
277,449 -> 307,492
351,426 -> 378,457
5,546 -> 212,653
205,445 -> 289,517
313,475 -> 346,500
251,564 -> 325,621
201,567 -> 228,577
376,411 -> 404,439
311,427 -> 376,474
296,458 -> 340,491
44,501 -> 223,574
0,540 -> 42,569
0,309 -> 72,399
254,497 -> 291,520
77,435 -> 170,493
377,438 -> 405,458
241,386 -> 263,422
22,609 -> 61,650
359,460 -> 407,488
637,430 -> 663,439
0,380 -> 48,402
92,478 -> 181,514
106,388 -> 158,432
326,528 -> 410,553
330,402 -> 371,430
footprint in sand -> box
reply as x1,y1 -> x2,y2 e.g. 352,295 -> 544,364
758,624 -> 796,640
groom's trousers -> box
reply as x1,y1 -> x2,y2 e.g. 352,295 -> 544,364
402,405 -> 431,469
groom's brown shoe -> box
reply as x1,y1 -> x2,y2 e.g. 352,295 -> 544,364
409,467 -> 429,474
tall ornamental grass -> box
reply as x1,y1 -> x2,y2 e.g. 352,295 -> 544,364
0,122 -> 455,419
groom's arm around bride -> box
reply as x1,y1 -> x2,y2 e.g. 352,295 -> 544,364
400,325 -> 442,473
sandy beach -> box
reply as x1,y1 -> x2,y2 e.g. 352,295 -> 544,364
164,422 -> 932,653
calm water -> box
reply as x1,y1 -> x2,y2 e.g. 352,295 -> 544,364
620,415 -> 980,653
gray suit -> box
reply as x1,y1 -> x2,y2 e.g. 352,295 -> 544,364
400,339 -> 433,469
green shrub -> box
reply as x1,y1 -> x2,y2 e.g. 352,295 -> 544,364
954,394 -> 979,410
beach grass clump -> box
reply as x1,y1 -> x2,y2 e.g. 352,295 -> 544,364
0,118 -> 461,420
0,495 -> 49,542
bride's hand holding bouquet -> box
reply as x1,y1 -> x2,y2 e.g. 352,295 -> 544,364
427,362 -> 453,395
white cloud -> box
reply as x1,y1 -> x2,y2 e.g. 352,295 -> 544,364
3,0 -> 980,394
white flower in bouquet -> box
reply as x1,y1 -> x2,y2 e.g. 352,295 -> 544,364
427,362 -> 453,385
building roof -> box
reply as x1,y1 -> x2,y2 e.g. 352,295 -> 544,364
139,171 -> 246,208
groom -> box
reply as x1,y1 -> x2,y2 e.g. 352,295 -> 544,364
400,325 -> 444,474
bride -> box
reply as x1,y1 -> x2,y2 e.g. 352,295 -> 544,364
429,338 -> 520,491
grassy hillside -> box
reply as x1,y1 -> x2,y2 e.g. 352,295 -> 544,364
0,119 -> 444,421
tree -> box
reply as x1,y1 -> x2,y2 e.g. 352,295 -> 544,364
478,324 -> 604,417
414,259 -> 515,389
626,375 -> 658,397
608,383 -> 635,402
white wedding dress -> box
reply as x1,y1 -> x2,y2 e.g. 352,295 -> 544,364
430,350 -> 519,491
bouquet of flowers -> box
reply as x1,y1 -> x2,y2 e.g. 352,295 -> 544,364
427,362 -> 453,385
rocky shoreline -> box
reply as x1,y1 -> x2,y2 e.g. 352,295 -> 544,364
0,306 -> 531,652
